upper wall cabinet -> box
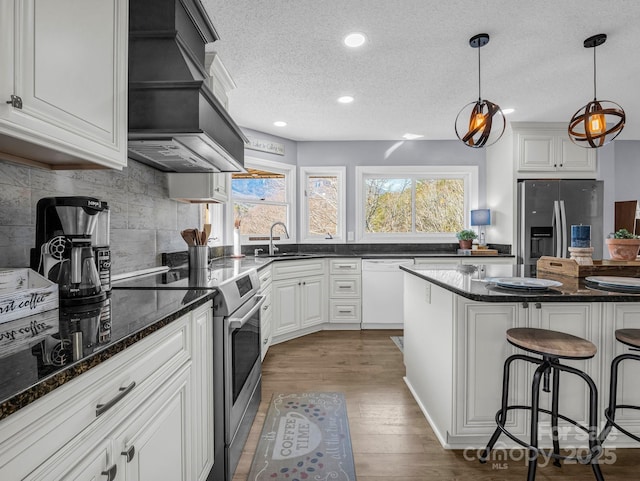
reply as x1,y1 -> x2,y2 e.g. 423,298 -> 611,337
0,0 -> 128,170
513,122 -> 596,177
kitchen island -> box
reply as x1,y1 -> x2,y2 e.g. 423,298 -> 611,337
401,263 -> 640,450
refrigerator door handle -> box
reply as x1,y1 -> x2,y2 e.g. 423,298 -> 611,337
560,200 -> 568,258
553,201 -> 562,257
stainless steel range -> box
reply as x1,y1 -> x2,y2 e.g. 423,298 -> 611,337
210,268 -> 264,481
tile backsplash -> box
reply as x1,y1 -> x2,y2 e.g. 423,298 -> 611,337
0,159 -> 200,275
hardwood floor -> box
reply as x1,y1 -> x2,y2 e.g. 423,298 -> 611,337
233,330 -> 639,481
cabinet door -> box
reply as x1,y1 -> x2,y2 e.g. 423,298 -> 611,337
516,132 -> 556,171
212,173 -> 230,202
191,304 -> 214,481
116,368 -> 192,481
0,0 -> 127,169
530,303 -> 601,434
300,275 -> 327,328
272,278 -> 300,336
24,439 -> 114,481
558,137 -> 596,172
453,301 -> 528,437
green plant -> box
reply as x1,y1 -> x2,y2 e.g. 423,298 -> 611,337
456,229 -> 478,241
609,228 -> 640,239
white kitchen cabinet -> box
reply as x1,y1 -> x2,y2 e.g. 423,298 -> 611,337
0,301 -> 214,480
272,259 -> 327,342
404,271 -> 640,449
328,258 -> 361,325
168,173 -> 230,203
259,266 -> 273,360
0,0 -> 128,170
513,123 -> 596,176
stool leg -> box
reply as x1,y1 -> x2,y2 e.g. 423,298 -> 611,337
527,362 -> 548,481
551,361 -> 562,468
573,367 -> 605,481
600,354 -> 623,443
480,355 -> 518,463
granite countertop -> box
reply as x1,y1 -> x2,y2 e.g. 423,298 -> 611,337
401,263 -> 640,303
0,287 -> 215,420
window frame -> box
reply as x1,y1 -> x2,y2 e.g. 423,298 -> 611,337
226,156 -> 296,245
299,166 -> 346,244
355,165 -> 478,243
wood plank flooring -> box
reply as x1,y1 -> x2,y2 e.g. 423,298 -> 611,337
233,330 -> 639,481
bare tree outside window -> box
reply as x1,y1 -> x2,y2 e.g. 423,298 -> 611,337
232,168 -> 288,237
307,175 -> 338,236
365,177 -> 464,234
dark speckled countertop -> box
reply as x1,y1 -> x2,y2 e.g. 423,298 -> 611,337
0,287 -> 215,420
401,263 -> 640,302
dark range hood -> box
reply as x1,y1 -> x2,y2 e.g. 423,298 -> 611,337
128,0 -> 246,173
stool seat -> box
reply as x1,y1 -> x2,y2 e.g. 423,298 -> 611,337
615,328 -> 640,348
506,328 -> 597,359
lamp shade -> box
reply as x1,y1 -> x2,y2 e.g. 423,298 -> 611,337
470,209 -> 491,226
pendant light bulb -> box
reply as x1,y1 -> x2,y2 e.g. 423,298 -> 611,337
455,33 -> 505,148
568,34 -> 625,148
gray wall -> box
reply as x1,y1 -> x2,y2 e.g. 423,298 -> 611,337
0,159 -> 200,274
613,141 -> 640,203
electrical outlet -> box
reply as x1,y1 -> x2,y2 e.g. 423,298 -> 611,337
347,231 -> 354,241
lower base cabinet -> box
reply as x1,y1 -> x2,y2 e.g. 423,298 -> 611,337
0,301 -> 213,481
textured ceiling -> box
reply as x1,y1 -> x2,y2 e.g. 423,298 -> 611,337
201,0 -> 640,142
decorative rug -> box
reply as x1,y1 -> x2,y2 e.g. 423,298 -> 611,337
391,336 -> 404,352
247,392 -> 356,481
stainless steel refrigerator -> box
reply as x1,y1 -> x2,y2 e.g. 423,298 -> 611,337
518,179 -> 604,267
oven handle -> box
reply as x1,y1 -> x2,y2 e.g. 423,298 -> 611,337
227,295 -> 265,329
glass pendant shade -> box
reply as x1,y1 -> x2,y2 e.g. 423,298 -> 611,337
455,33 -> 505,149
568,33 -> 625,148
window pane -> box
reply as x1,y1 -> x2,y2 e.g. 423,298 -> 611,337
232,168 -> 285,202
234,202 -> 287,236
415,179 -> 464,233
307,175 -> 338,236
364,178 -> 412,233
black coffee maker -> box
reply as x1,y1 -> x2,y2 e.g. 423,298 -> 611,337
31,197 -> 112,366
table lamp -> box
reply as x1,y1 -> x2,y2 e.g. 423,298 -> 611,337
470,209 -> 491,246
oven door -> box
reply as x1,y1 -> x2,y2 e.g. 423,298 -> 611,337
224,294 -> 265,444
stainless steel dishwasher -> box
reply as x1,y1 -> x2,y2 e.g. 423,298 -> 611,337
361,258 -> 414,328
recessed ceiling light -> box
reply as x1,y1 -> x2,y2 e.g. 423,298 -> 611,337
402,133 -> 424,140
337,96 -> 354,104
502,108 -> 515,115
273,121 -> 287,127
344,32 -> 366,48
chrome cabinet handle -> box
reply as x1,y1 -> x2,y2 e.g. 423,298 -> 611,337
338,310 -> 352,313
263,338 -> 269,345
262,304 -> 270,311
338,285 -> 351,289
122,445 -> 135,463
101,464 -> 117,481
96,381 -> 136,416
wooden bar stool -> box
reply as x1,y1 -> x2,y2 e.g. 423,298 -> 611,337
600,329 -> 640,443
479,327 -> 604,481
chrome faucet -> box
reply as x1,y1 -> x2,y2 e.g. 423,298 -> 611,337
269,222 -> 289,255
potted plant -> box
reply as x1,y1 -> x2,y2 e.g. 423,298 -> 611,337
606,229 -> 640,261
456,229 -> 478,250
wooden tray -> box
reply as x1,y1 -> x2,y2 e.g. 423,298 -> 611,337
0,269 -> 58,324
536,256 -> 640,278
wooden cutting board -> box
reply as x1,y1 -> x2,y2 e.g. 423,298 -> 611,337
471,249 -> 499,256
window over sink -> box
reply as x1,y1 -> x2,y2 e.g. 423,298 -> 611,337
355,165 -> 478,242
228,158 -> 296,244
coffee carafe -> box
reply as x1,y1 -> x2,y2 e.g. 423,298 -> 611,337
32,197 -> 109,303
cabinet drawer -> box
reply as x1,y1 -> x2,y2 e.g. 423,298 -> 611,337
329,300 -> 361,323
258,266 -> 272,288
329,258 -> 361,274
0,312 -> 194,479
272,259 -> 326,280
329,275 -> 361,297
261,284 -> 273,321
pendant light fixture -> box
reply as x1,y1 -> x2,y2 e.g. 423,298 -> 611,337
455,33 -> 505,148
568,34 -> 625,148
